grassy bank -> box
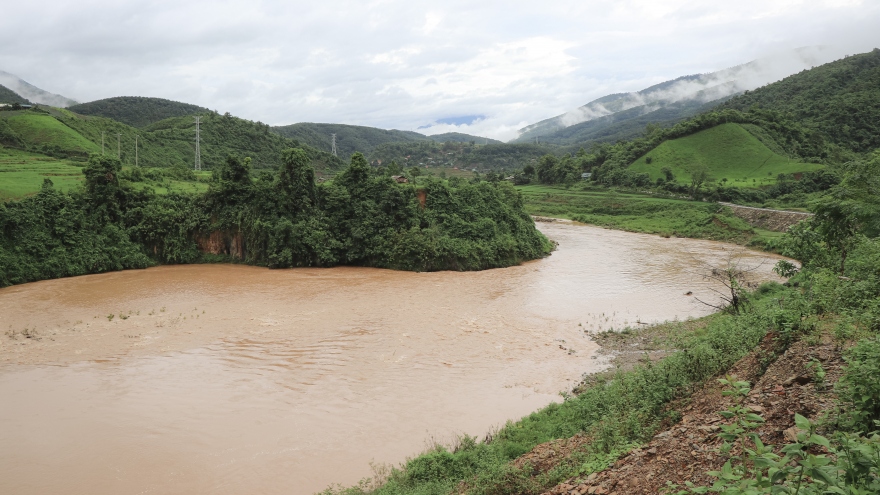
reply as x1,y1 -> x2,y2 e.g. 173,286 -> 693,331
517,184 -> 783,247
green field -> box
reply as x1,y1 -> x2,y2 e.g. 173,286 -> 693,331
0,145 -> 215,201
629,123 -> 824,186
3,113 -> 101,155
518,183 -> 781,246
0,146 -> 84,200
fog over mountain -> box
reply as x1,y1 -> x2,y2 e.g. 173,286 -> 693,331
515,46 -> 847,142
0,71 -> 77,108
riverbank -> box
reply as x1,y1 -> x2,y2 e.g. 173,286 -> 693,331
520,184 -> 787,250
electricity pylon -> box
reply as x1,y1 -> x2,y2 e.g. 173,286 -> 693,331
194,116 -> 201,171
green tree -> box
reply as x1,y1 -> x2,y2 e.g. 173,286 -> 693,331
686,163 -> 709,195
83,153 -> 125,221
811,154 -> 880,273
278,148 -> 316,213
386,160 -> 402,176
536,154 -> 558,184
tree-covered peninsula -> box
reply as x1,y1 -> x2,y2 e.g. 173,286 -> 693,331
0,150 -> 552,287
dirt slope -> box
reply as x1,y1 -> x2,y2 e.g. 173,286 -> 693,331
518,333 -> 844,495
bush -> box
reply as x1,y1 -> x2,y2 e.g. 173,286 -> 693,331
838,337 -> 880,433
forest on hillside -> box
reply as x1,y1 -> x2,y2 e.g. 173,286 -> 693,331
68,96 -> 210,128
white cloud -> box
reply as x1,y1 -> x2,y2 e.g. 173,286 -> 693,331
0,0 -> 878,141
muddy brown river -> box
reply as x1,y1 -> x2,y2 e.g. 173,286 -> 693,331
0,222 -> 786,494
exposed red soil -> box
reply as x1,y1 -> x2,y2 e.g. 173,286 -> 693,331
518,333 -> 845,495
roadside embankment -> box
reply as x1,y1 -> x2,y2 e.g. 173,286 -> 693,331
719,202 -> 813,232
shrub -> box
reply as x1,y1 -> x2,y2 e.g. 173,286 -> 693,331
838,337 -> 880,433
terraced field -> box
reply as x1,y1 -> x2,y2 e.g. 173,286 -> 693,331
0,147 -> 84,200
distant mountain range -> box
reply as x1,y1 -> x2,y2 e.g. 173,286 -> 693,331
272,123 -> 502,157
0,71 -> 77,107
512,46 -> 844,146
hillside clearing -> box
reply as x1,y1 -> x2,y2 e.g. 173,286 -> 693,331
629,123 -> 824,186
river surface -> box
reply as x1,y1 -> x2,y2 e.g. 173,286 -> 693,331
0,222 -> 786,494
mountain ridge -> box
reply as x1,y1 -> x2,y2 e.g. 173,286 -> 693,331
513,46 -> 845,146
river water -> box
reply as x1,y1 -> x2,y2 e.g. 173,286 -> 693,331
0,222 -> 785,494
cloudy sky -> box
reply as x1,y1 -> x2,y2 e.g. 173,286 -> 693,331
2,0 -> 879,140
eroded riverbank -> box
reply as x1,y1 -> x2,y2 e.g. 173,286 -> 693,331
0,222 -> 787,494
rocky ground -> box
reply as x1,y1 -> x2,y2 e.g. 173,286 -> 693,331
512,331 -> 845,495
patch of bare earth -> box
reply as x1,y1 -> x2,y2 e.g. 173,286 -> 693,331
511,332 -> 845,495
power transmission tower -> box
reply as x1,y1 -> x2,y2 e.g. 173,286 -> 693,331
194,116 -> 201,171
135,135 -> 139,167
330,133 -> 337,157
117,133 -> 121,159
101,131 -> 105,155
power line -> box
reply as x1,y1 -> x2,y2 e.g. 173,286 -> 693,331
330,133 -> 337,157
194,116 -> 201,171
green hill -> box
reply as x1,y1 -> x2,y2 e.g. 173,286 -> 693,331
0,84 -> 30,105
1,107 -> 344,172
368,140 -> 554,171
68,96 -> 210,128
140,113 -> 343,170
628,123 -> 824,186
720,48 -> 880,153
271,122 -> 501,157
2,111 -> 100,158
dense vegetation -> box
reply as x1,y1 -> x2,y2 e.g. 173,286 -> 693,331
0,150 -> 552,287
68,96 -> 210,128
721,48 -> 880,153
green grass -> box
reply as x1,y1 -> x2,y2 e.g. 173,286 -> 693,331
629,123 -> 824,186
3,113 -> 101,154
0,147 -> 213,201
518,184 -> 768,244
0,146 -> 84,201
